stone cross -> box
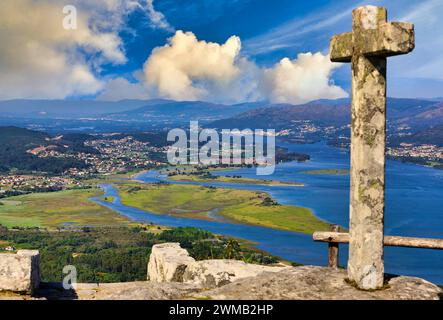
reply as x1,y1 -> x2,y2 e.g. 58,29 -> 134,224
330,6 -> 414,290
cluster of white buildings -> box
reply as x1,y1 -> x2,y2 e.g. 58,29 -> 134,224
31,136 -> 167,177
387,143 -> 443,162
0,175 -> 84,195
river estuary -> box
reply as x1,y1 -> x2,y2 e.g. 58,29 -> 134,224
92,142 -> 443,284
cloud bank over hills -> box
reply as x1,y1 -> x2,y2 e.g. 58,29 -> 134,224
0,1 -> 347,104
143,31 -> 243,101
110,31 -> 348,104
2,0 -> 441,103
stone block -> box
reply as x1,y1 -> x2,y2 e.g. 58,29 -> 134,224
147,243 -> 195,282
0,250 -> 40,294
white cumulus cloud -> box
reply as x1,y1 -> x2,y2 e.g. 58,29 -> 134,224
143,31 -> 242,101
142,31 -> 347,104
0,0 -> 148,99
0,1 -> 347,104
260,53 -> 348,104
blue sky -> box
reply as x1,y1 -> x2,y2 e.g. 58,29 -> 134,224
115,0 -> 443,99
1,0 -> 442,102
104,0 -> 350,86
116,0 -> 339,68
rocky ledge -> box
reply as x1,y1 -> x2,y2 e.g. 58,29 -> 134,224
2,243 -> 441,300
147,243 -> 291,288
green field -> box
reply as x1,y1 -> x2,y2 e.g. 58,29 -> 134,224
301,169 -> 349,175
160,165 -> 243,174
0,168 -> 329,234
168,174 -> 304,186
0,189 -> 130,229
118,183 -> 329,234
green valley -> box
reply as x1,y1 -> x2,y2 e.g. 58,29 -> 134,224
117,182 -> 329,234
167,173 -> 304,186
0,188 -> 129,229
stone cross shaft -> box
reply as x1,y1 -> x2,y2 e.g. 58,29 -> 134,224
330,6 -> 414,290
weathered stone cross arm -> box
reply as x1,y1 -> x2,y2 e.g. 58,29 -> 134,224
330,8 -> 414,62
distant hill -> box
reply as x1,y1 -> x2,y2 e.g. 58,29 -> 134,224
208,103 -> 349,130
396,101 -> 443,129
207,98 -> 439,130
397,123 -> 443,147
103,100 -> 269,125
0,99 -> 168,118
0,126 -> 47,146
0,98 -> 441,136
0,126 -> 91,173
0,99 -> 270,130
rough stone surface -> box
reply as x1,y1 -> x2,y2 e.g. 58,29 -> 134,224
147,243 -> 195,282
6,265 -> 439,300
147,243 -> 288,288
330,5 -> 415,290
183,259 -> 290,288
33,281 -> 201,300
0,250 -> 40,294
330,6 -> 414,62
192,266 -> 442,300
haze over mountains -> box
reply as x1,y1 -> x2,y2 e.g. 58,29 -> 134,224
0,98 -> 442,146
208,98 -> 441,129
103,101 -> 268,124
1,97 -> 441,125
0,100 -> 154,118
0,99 -> 268,124
206,98 -> 443,147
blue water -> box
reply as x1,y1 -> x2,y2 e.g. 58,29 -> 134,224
92,141 -> 443,284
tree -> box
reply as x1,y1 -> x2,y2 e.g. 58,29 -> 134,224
225,239 -> 240,259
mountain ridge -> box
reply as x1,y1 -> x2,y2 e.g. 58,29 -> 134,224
207,98 -> 442,130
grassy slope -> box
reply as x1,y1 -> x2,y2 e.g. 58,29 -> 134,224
118,183 -> 329,234
0,189 -> 129,228
168,174 -> 304,186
